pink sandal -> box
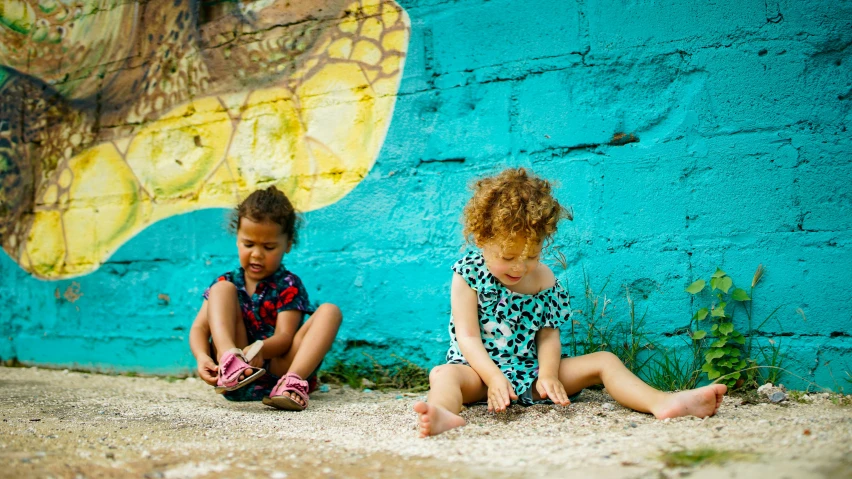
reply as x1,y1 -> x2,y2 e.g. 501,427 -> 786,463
213,349 -> 265,394
263,373 -> 309,410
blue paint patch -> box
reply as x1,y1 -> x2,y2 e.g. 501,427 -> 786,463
1,0 -> 850,391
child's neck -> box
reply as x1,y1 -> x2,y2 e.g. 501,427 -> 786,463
245,278 -> 258,296
493,264 -> 547,295
498,275 -> 537,295
242,265 -> 281,296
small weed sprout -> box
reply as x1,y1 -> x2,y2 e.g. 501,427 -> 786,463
660,448 -> 755,468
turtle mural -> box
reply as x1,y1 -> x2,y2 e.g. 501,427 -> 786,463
0,0 -> 409,279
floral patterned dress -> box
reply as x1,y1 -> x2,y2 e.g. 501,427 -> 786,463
446,251 -> 572,396
203,265 -> 315,401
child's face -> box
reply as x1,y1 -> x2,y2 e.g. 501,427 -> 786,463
237,217 -> 291,283
481,236 -> 542,287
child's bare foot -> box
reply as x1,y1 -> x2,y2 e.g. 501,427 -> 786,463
413,401 -> 466,437
653,384 -> 727,419
279,391 -> 306,407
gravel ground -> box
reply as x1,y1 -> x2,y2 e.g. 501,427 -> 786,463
1,366 -> 850,479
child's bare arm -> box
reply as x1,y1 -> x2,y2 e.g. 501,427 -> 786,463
536,327 -> 561,377
535,328 -> 570,405
257,310 -> 302,359
188,301 -> 218,385
189,301 -> 212,361
452,273 -> 503,382
452,273 -> 517,411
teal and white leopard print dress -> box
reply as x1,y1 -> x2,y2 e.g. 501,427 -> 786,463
446,251 -> 572,397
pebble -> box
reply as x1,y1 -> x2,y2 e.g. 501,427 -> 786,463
759,382 -> 788,403
769,391 -> 787,403
270,472 -> 288,479
319,385 -> 330,393
602,403 -> 614,411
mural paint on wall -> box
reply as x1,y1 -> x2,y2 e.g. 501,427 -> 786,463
0,0 -> 409,279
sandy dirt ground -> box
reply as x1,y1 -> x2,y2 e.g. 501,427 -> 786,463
1,366 -> 850,479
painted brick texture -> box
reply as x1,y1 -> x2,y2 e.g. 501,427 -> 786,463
1,0 -> 849,389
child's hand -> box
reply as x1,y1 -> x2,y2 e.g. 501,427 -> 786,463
196,356 -> 219,386
536,375 -> 570,406
485,374 -> 517,413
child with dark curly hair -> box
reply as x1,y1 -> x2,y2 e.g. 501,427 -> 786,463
189,186 -> 342,411
413,168 -> 727,436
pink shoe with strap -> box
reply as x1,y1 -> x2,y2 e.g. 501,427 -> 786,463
213,348 -> 265,394
263,372 -> 310,411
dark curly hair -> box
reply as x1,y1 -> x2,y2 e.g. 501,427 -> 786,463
463,167 -> 569,251
231,186 -> 300,245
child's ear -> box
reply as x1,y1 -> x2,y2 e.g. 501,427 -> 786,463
284,237 -> 293,253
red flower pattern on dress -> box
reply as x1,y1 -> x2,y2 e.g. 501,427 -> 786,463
202,266 -> 316,402
280,286 -> 298,305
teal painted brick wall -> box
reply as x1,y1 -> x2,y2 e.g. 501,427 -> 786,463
1,0 -> 850,390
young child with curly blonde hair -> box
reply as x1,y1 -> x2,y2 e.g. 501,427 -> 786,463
413,167 -> 727,437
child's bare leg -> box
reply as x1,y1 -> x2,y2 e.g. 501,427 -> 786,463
269,304 -> 342,406
206,281 -> 253,378
413,364 -> 486,437
556,352 -> 726,419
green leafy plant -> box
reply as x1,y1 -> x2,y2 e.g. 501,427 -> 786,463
686,268 -> 751,388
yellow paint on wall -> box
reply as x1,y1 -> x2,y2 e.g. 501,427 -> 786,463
25,210 -> 64,277
6,0 -> 411,279
63,143 -> 145,275
126,98 -> 232,200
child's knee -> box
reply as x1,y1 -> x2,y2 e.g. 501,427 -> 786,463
594,351 -> 622,366
429,365 -> 455,384
316,303 -> 342,324
208,280 -> 238,297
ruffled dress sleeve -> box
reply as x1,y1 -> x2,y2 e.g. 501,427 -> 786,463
541,279 -> 572,329
275,272 -> 315,315
451,251 -> 486,291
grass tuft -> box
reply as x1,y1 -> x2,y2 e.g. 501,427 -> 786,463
660,448 -> 755,468
318,354 -> 430,392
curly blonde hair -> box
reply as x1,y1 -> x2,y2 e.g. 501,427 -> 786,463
463,168 -> 568,251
